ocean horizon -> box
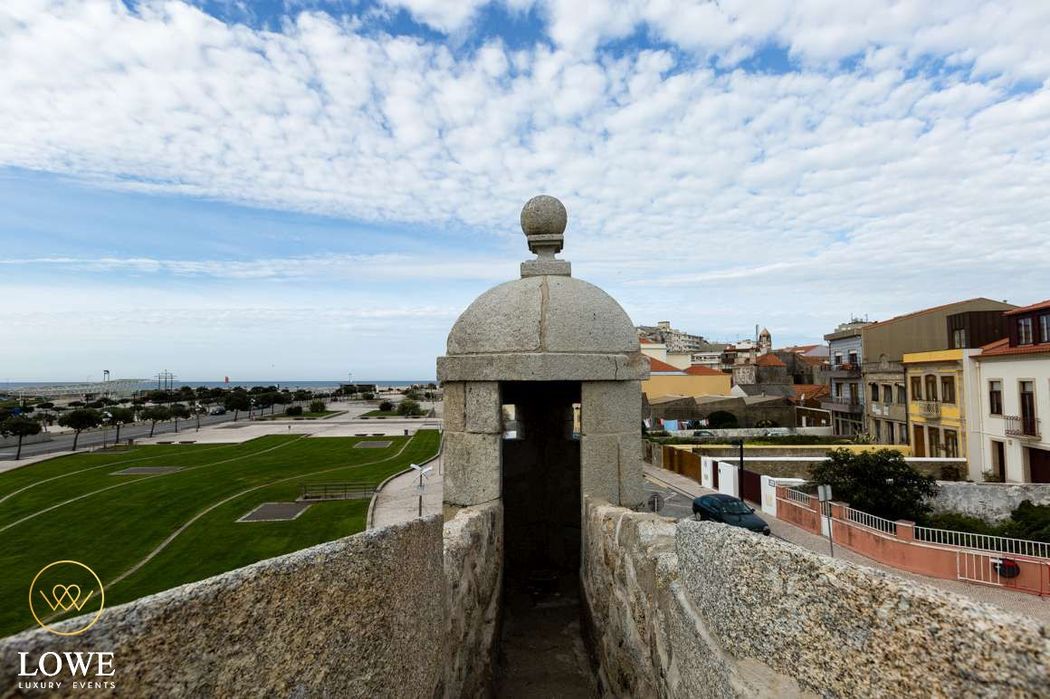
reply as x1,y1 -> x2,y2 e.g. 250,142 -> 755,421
0,379 -> 435,391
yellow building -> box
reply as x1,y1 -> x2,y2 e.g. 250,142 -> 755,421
641,356 -> 732,400
902,349 -> 974,459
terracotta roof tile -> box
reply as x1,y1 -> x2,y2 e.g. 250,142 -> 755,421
684,365 -> 725,376
646,357 -> 684,373
756,353 -> 786,367
1004,299 -> 1050,316
978,338 -> 1050,358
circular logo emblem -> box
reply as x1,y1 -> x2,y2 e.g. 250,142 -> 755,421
28,560 -> 105,636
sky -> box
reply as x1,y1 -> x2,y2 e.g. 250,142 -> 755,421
1,1 -> 1048,382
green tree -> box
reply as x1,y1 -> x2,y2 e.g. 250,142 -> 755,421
0,415 -> 42,460
809,448 -> 938,522
140,406 -> 172,437
58,408 -> 101,451
224,392 -> 251,422
397,399 -> 424,416
378,400 -> 395,413
309,399 -> 326,413
170,403 -> 191,433
106,407 -> 136,444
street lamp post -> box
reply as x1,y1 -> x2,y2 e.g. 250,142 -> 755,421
101,411 -> 112,449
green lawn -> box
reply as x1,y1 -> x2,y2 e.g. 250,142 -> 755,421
0,430 -> 439,637
361,410 -> 399,417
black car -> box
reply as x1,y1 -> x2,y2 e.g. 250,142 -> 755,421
692,494 -> 770,535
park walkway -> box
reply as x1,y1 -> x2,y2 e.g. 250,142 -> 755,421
644,464 -> 1050,626
369,452 -> 443,528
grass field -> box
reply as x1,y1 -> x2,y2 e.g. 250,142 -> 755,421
0,429 -> 440,637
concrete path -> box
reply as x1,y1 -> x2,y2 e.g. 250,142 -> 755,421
370,452 -> 444,529
644,464 -> 1050,626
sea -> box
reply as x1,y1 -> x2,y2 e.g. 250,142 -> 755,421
0,379 -> 433,392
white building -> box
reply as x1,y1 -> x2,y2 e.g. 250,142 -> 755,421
969,299 -> 1050,483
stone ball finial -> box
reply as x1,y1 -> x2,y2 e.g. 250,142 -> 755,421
520,195 -> 567,239
519,195 -> 571,277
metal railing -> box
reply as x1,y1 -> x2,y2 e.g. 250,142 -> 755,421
784,488 -> 815,506
843,506 -> 897,535
914,400 -> 941,418
914,526 -> 1050,560
300,482 -> 376,501
1004,415 -> 1041,440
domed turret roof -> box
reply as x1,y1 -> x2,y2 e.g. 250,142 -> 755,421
437,196 -> 646,383
446,275 -> 638,355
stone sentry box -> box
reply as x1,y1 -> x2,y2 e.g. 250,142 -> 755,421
437,195 -> 648,575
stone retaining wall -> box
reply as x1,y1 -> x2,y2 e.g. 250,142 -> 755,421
583,500 -> 1050,698
1,506 -> 504,698
931,481 -> 1050,522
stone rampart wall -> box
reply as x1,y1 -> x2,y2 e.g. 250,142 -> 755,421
2,506 -> 504,698
583,500 -> 1050,698
443,502 -> 502,697
930,481 -> 1050,522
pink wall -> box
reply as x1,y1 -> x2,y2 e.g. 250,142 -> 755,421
774,487 -> 1050,597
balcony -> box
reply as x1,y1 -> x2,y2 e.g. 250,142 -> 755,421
1005,415 -> 1041,440
826,363 -> 861,378
913,400 -> 941,419
822,396 -> 863,414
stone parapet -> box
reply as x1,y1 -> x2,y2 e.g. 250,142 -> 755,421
0,517 -> 446,698
583,500 -> 1050,698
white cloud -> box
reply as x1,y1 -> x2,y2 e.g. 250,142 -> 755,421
1,0 -> 1049,375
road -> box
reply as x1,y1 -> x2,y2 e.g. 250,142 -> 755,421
0,411 -> 245,461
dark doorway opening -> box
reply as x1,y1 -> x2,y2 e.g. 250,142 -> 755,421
496,380 -> 595,697
500,381 -> 582,577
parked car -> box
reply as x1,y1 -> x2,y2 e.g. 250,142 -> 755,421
692,494 -> 770,535
691,430 -> 715,438
208,406 -> 226,415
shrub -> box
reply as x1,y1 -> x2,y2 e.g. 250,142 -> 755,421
397,399 -> 424,416
809,448 -> 938,522
309,400 -> 326,413
378,400 -> 395,412
982,469 -> 1004,483
362,392 -> 375,400
285,405 -> 303,416
939,464 -> 964,481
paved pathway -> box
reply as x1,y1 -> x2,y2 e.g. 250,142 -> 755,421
370,451 -> 444,528
644,464 -> 1050,626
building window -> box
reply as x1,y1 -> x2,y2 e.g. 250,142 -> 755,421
1018,316 -> 1034,344
928,427 -> 941,457
834,352 -> 843,367
847,351 -> 858,367
1020,381 -> 1037,435
910,376 -> 922,401
944,430 -> 959,458
1041,314 -> 1050,344
882,385 -> 892,403
952,327 -> 967,349
896,384 -> 907,404
924,375 -> 938,402
989,380 -> 1003,415
873,420 -> 881,441
899,423 -> 909,444
870,383 -> 879,402
940,376 -> 956,404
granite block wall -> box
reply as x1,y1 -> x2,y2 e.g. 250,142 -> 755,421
583,500 -> 1050,698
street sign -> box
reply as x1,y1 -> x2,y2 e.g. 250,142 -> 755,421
817,484 -> 833,502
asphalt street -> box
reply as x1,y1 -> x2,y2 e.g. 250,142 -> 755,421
0,411 -> 242,460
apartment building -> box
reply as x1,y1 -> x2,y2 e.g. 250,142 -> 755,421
971,300 -> 1050,482
822,320 -> 871,437
860,299 -> 1015,447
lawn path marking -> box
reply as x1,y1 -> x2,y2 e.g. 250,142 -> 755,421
0,437 -> 305,535
108,433 -> 436,588
0,443 -> 236,505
